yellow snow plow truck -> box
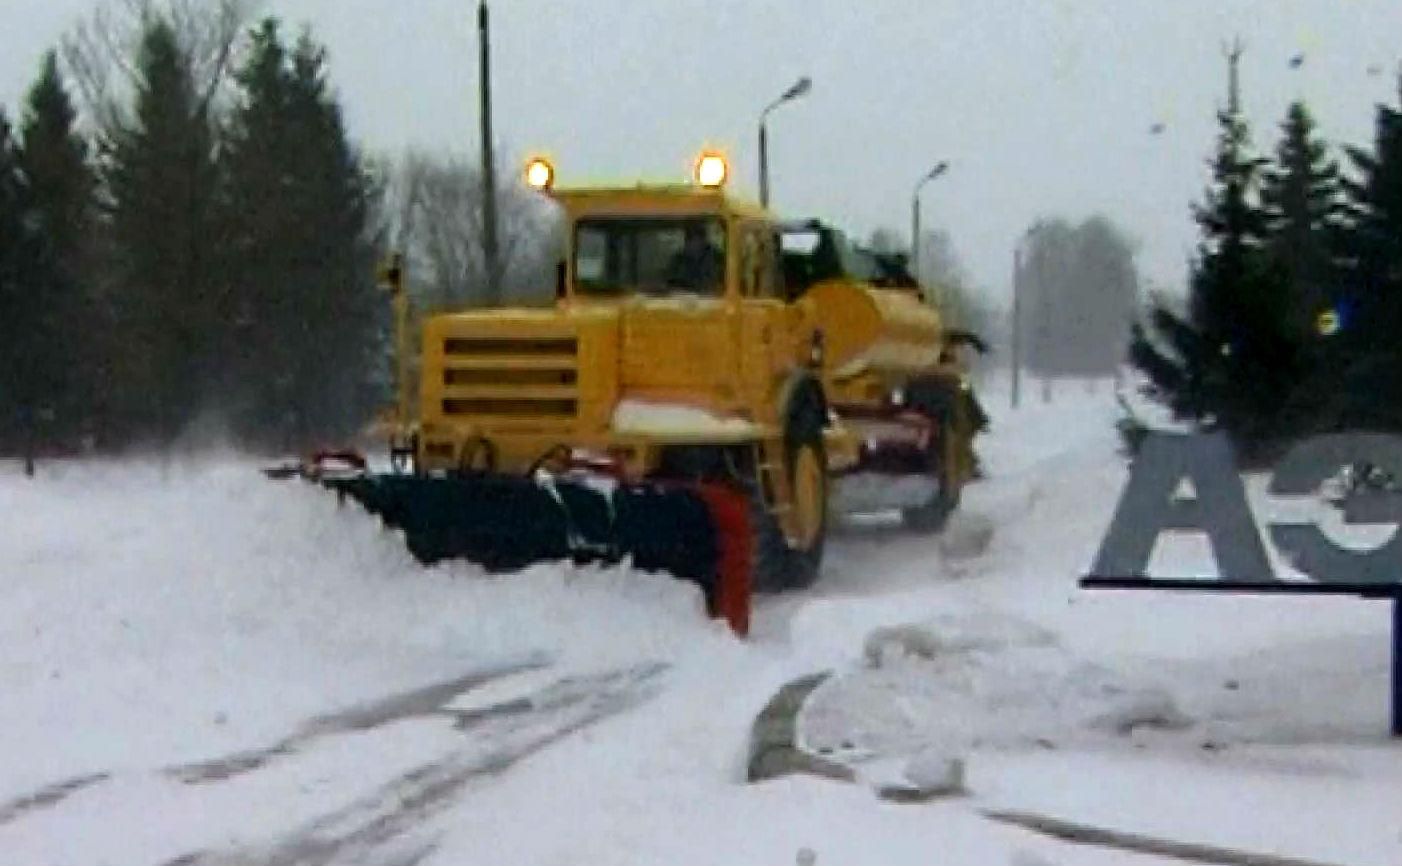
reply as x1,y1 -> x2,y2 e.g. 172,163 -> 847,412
281,153 -> 985,636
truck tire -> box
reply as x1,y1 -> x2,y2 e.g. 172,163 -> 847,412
750,397 -> 828,592
901,381 -> 961,533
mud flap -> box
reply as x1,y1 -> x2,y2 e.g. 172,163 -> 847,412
315,472 -> 753,637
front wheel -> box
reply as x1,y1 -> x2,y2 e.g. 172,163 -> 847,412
750,401 -> 828,592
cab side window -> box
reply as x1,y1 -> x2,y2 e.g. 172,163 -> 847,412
739,225 -> 780,299
738,229 -> 760,298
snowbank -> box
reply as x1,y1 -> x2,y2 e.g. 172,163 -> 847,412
0,455 -> 735,802
2,376 -> 1398,866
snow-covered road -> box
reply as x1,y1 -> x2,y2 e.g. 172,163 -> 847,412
2,381 -> 1398,865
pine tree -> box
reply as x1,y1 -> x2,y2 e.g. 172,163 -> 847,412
1320,72 -> 1402,431
1129,43 -> 1297,457
102,19 -> 221,443
18,51 -> 96,448
219,19 -> 385,450
0,109 -> 47,470
1341,76 -> 1402,346
215,18 -> 290,441
1260,101 -> 1343,340
1254,101 -> 1353,436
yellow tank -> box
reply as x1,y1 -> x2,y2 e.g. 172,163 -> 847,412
804,279 -> 946,379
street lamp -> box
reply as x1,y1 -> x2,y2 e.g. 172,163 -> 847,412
910,160 -> 949,286
758,76 -> 811,208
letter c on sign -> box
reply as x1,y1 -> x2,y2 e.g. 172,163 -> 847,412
1268,433 -> 1402,585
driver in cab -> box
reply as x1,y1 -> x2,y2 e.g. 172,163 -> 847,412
664,224 -> 724,293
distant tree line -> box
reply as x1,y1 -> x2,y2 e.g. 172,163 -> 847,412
1130,53 -> 1402,462
1016,215 -> 1140,385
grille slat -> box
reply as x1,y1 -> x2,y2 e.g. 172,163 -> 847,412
444,338 -> 577,357
445,356 -> 578,371
444,369 -> 578,388
443,399 -> 577,417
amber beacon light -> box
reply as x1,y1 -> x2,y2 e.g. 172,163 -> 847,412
525,157 -> 556,191
694,152 -> 728,188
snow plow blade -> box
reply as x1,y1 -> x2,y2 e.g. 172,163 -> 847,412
282,464 -> 752,636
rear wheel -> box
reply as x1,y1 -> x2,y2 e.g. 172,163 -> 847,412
750,398 -> 828,592
901,381 -> 962,532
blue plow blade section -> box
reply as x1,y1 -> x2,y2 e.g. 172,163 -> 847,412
319,470 -> 722,594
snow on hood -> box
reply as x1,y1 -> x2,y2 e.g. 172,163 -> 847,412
610,398 -> 760,438
621,294 -> 726,315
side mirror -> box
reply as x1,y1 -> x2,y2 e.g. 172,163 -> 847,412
377,252 -> 404,296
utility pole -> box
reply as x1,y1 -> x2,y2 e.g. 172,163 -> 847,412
1225,36 -> 1244,116
1038,242 -> 1052,404
478,0 -> 501,305
1011,245 -> 1022,409
758,121 -> 770,208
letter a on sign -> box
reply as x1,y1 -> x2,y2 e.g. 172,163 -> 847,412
1091,432 -> 1272,580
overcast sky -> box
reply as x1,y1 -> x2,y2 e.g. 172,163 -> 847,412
4,0 -> 1401,307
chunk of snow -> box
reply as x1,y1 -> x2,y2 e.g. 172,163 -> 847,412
903,750 -> 967,793
938,512 -> 996,559
1084,690 -> 1193,735
862,612 -> 1058,668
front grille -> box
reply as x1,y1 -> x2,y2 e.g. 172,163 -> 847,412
440,334 -> 580,421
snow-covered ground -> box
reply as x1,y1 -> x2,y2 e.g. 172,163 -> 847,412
2,376 -> 1398,866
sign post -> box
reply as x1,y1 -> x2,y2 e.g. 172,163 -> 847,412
1394,598 -> 1401,736
1083,431 -> 1402,738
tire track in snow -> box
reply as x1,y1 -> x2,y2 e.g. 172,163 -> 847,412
0,772 -> 110,827
169,662 -> 669,866
0,653 -> 547,834
166,654 -> 551,785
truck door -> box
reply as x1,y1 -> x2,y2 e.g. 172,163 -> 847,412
737,222 -> 793,417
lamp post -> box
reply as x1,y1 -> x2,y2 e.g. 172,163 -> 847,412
910,161 -> 949,290
758,76 -> 811,208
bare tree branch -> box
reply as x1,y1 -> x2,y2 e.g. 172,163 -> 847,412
58,0 -> 259,140
387,150 -> 558,311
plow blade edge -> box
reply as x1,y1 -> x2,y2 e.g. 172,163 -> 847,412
318,473 -> 752,636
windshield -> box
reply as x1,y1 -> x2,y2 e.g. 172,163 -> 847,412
573,217 -> 727,297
